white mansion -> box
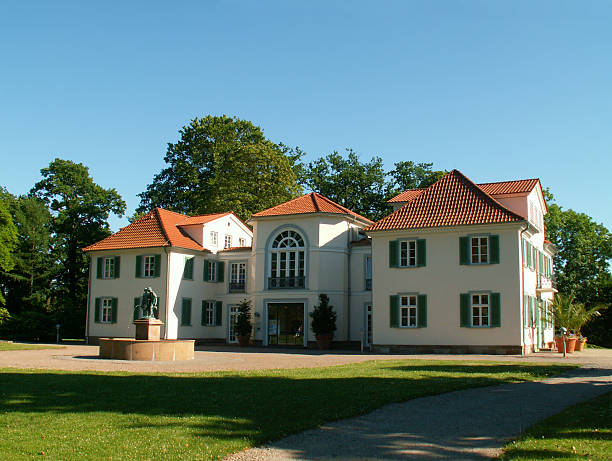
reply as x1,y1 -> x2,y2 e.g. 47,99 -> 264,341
84,170 -> 556,354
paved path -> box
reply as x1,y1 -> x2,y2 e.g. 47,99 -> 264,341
226,353 -> 612,460
0,343 -> 609,373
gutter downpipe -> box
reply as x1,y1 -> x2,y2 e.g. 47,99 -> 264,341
164,246 -> 171,340
519,222 -> 529,355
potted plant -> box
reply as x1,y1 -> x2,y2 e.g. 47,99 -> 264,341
310,294 -> 337,350
552,294 -> 606,353
235,299 -> 252,347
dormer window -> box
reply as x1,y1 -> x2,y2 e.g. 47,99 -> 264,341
268,230 -> 306,289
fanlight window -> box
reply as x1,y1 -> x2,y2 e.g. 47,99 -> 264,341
269,230 -> 306,289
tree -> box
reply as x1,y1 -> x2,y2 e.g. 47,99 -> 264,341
31,159 -> 126,337
0,196 -> 18,306
388,161 -> 447,192
299,149 -> 391,220
2,196 -> 54,314
137,115 -> 302,221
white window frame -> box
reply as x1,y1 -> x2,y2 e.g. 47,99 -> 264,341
203,300 -> 215,326
399,294 -> 418,328
100,298 -> 113,323
224,234 -> 232,249
230,262 -> 246,284
239,237 -> 246,247
471,293 -> 490,328
207,261 -> 217,282
102,257 -> 115,279
399,240 -> 417,267
143,255 -> 156,278
470,236 -> 489,264
210,231 -> 218,247
269,230 -> 306,279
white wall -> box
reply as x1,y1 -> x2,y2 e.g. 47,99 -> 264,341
200,215 -> 252,253
369,224 -> 524,347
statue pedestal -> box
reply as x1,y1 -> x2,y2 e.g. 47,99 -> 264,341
134,318 -> 164,341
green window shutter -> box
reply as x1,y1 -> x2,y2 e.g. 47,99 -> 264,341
491,293 -> 501,327
135,255 -> 143,278
528,296 -> 534,327
182,299 -> 192,325
416,239 -> 426,267
522,240 -> 527,268
94,298 -> 101,323
114,256 -> 120,278
201,301 -> 206,326
536,299 -> 541,324
133,297 -> 140,320
111,298 -> 118,323
154,255 -> 161,277
459,237 -> 469,265
389,240 -> 398,268
460,293 -> 470,327
489,235 -> 500,264
215,301 -> 222,326
184,257 -> 194,280
389,295 -> 399,328
203,260 -> 210,281
523,295 -> 529,327
539,251 -> 544,273
527,243 -> 532,268
417,294 -> 427,328
217,262 -> 225,282
96,258 -> 103,279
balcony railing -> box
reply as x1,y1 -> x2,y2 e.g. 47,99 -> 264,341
229,281 -> 246,293
536,274 -> 557,291
365,278 -> 372,291
268,276 -> 305,290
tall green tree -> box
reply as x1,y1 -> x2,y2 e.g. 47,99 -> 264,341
31,159 -> 125,336
389,161 -> 447,192
299,149 -> 390,220
2,196 -> 54,314
137,115 -> 303,221
0,194 -> 18,306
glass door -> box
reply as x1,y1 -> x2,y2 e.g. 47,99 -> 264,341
228,305 -> 239,343
267,303 -> 304,346
366,304 -> 372,346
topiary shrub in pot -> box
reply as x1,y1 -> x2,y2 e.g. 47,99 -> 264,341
235,299 -> 252,347
310,294 -> 337,350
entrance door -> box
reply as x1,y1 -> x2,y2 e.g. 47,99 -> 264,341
228,305 -> 239,343
267,303 -> 304,346
365,304 -> 372,346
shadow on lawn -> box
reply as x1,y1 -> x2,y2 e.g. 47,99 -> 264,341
0,363 -> 591,459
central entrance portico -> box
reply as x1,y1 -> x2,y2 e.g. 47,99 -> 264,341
266,302 -> 305,346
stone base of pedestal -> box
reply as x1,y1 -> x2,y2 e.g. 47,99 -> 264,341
134,318 -> 163,341
99,338 -> 195,361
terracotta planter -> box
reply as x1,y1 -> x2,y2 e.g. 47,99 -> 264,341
315,333 -> 333,350
575,338 -> 586,351
555,337 -> 577,353
237,335 -> 250,347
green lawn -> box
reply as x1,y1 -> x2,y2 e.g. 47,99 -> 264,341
0,342 -> 64,351
501,391 -> 611,460
0,360 -> 573,460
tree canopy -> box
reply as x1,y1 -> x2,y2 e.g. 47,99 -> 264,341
31,158 -> 126,336
137,115 -> 302,222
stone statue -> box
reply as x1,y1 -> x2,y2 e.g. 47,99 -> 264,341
135,287 -> 158,319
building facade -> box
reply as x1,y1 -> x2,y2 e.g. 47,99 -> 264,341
83,170 -> 556,354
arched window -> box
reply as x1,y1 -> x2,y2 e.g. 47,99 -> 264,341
269,230 -> 306,289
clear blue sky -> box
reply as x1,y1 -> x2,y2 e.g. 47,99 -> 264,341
1,1 -> 611,231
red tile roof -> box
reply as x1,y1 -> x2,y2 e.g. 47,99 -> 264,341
389,179 -> 540,204
251,192 -> 373,224
387,188 -> 426,203
83,208 -> 206,252
478,178 -> 540,196
366,170 -> 525,232
218,246 -> 252,252
178,212 -> 231,226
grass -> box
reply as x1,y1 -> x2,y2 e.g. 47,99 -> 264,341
0,342 -> 64,351
501,391 -> 611,460
0,360 -> 574,460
